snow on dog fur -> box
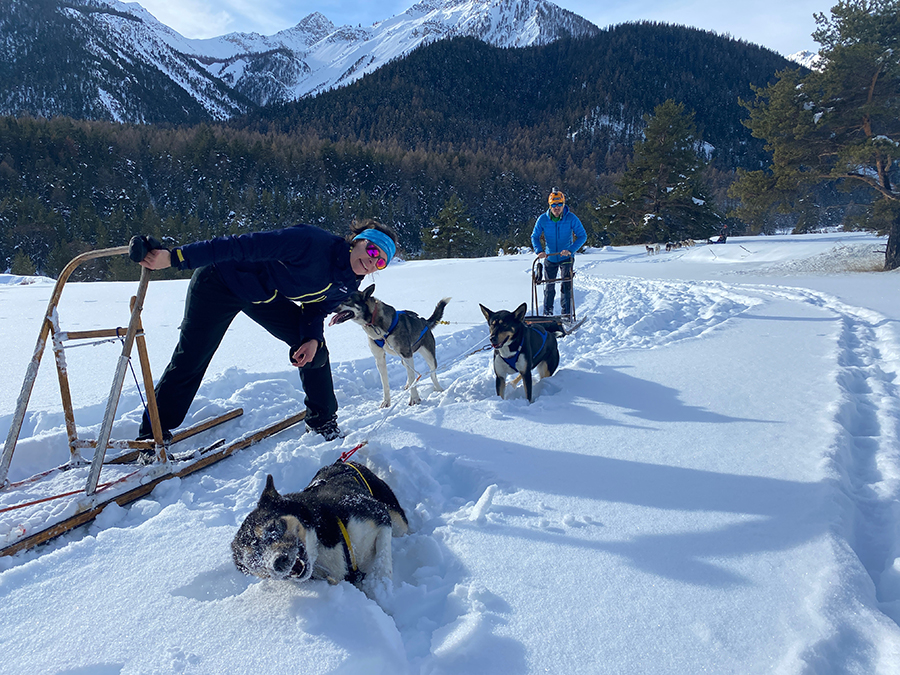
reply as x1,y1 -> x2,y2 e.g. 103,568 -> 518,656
231,461 -> 408,585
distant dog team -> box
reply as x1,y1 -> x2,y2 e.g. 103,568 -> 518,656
329,284 -> 565,407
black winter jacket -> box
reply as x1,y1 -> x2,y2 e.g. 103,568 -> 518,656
172,225 -> 361,341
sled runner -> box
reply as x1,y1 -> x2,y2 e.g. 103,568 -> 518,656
527,255 -> 585,333
0,246 -> 305,557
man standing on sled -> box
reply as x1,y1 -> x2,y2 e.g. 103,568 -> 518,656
531,188 -> 587,317
132,219 -> 397,442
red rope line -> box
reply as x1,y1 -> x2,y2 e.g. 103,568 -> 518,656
6,467 -> 62,490
0,469 -> 141,514
339,442 -> 367,463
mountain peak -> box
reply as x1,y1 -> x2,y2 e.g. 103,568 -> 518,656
293,12 -> 336,36
787,50 -> 821,70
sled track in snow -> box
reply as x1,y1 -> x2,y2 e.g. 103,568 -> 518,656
570,273 -> 900,624
754,286 -> 900,624
571,273 -> 900,625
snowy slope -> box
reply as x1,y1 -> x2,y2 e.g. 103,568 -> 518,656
1,232 -> 899,674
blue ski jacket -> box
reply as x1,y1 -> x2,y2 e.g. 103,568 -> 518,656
531,206 -> 587,263
170,225 -> 361,342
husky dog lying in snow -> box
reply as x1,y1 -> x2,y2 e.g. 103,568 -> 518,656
231,461 -> 408,585
329,284 -> 449,407
480,302 -> 563,403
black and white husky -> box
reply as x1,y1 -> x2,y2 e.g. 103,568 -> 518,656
330,284 -> 449,407
231,461 -> 408,585
480,302 -> 563,403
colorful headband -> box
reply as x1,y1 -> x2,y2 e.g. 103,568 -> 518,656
353,229 -> 396,265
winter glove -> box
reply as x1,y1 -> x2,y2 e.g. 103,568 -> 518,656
128,235 -> 165,263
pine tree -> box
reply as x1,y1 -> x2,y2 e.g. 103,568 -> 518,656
421,194 -> 487,258
594,100 -> 721,244
730,0 -> 900,268
10,249 -> 36,276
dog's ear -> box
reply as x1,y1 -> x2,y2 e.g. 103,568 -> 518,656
259,474 -> 282,505
514,303 -> 527,321
479,304 -> 493,321
362,284 -> 375,299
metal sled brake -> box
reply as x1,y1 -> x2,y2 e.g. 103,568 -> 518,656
527,255 -> 585,333
0,246 -> 305,557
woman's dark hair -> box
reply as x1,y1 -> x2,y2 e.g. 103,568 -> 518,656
346,219 -> 397,245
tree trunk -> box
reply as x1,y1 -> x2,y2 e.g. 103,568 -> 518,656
885,210 -> 900,271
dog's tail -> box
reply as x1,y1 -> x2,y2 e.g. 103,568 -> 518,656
425,298 -> 450,329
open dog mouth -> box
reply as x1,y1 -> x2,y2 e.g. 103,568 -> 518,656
268,550 -> 307,579
329,309 -> 355,326
290,556 -> 307,578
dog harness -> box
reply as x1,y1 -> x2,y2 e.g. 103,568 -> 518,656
334,461 -> 376,584
501,325 -> 548,370
371,309 -> 428,349
336,519 -> 363,583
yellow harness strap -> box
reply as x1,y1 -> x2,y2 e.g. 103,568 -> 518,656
337,519 -> 358,572
333,462 -> 375,577
345,462 -> 374,495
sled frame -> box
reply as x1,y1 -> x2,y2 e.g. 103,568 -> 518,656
530,254 -> 577,325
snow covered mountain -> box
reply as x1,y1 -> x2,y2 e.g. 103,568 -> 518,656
0,0 -> 599,123
787,49 -> 821,70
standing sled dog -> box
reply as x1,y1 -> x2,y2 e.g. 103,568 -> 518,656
480,302 -> 563,403
330,284 -> 449,407
232,461 -> 408,585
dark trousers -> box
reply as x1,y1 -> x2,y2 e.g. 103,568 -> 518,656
139,265 -> 337,437
543,258 -> 573,315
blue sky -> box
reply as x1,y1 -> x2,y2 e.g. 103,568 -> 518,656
135,0 -> 830,56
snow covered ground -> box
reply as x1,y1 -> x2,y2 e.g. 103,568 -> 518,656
1,231 -> 899,674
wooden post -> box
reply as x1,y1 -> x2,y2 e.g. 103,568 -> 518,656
131,295 -> 165,450
84,267 -> 152,496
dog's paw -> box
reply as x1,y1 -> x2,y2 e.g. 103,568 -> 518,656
408,393 -> 421,406
379,400 -> 391,409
